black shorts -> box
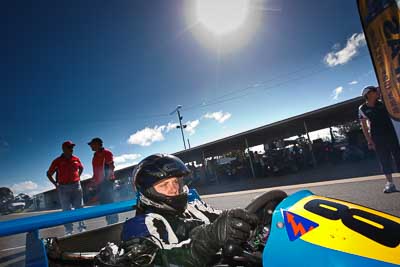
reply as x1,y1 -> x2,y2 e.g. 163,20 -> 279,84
373,135 -> 400,174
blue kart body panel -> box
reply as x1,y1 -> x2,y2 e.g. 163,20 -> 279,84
263,190 -> 399,267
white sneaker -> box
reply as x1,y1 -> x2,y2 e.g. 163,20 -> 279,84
383,183 -> 397,193
65,231 -> 73,236
78,227 -> 86,233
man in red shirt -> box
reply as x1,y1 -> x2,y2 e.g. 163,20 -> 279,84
88,137 -> 118,225
47,141 -> 86,235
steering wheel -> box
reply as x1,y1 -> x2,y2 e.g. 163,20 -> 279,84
216,190 -> 288,267
246,190 -> 288,230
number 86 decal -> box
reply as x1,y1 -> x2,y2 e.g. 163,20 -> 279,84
304,199 -> 400,248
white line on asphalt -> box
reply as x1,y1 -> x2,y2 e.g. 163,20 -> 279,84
12,206 -> 103,216
5,209 -> 61,216
201,174 -> 396,199
0,245 -> 25,252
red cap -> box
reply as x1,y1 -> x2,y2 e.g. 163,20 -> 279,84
62,141 -> 76,148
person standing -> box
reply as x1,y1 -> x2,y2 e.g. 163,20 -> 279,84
88,137 -> 118,224
47,141 -> 86,235
359,85 -> 400,193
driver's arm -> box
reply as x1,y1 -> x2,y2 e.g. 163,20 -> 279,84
121,215 -> 208,267
187,209 -> 259,266
153,209 -> 258,266
121,209 -> 258,267
190,198 -> 222,223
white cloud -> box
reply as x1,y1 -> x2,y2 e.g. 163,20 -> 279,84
324,32 -> 366,67
114,153 -> 142,164
127,126 -> 165,146
349,80 -> 358,85
332,86 -> 344,100
126,119 -> 202,147
11,181 -> 37,192
166,122 -> 179,133
29,185 -> 54,196
185,120 -> 200,135
114,153 -> 142,170
8,180 -> 54,196
115,162 -> 137,170
204,111 -> 232,123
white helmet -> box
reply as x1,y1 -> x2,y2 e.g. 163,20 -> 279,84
361,85 -> 378,97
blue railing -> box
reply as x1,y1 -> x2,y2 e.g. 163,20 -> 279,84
0,199 -> 136,237
0,199 -> 137,267
0,189 -> 200,267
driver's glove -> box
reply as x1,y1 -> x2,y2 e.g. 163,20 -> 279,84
121,238 -> 159,266
189,208 -> 259,265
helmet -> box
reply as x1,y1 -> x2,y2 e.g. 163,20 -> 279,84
133,154 -> 191,214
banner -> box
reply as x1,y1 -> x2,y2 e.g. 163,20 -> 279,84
357,0 -> 400,121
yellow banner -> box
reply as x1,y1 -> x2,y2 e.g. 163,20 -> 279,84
357,0 -> 400,120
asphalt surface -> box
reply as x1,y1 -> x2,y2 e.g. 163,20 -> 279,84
0,174 -> 399,266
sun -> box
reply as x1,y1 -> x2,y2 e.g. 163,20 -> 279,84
185,0 -> 261,52
195,0 -> 250,36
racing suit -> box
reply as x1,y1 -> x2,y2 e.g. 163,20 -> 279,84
120,194 -> 222,266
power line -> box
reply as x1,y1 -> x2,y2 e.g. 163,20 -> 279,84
9,53 -> 370,125
182,53 -> 370,112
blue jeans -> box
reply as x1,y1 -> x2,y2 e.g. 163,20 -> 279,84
57,182 -> 86,233
98,180 -> 119,225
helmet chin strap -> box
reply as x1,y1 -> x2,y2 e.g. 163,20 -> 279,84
139,193 -> 178,213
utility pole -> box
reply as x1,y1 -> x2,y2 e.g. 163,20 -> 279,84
187,138 -> 191,149
170,105 -> 187,150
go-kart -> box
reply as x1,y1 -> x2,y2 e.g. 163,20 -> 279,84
42,188 -> 282,267
0,189 -> 399,267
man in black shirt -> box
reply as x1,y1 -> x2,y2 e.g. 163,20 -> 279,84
359,85 -> 400,193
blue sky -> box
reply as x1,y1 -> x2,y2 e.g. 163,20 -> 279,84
1,0 -> 390,195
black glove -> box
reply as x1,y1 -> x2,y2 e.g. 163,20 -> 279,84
94,239 -> 159,267
121,238 -> 159,266
189,209 -> 259,265
216,209 -> 259,245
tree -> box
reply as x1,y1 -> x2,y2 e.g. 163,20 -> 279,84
0,187 -> 14,213
15,193 -> 33,208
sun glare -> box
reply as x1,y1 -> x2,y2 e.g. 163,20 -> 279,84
195,0 -> 249,36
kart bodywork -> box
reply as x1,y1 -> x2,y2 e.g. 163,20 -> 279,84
263,190 -> 399,266
0,189 -> 399,266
